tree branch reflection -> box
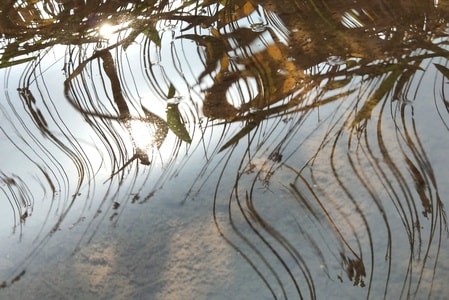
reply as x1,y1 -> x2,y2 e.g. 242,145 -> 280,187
1,0 -> 449,298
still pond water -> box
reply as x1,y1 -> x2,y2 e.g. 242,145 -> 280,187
1,0 -> 449,299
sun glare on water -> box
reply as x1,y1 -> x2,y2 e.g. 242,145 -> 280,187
127,119 -> 156,151
99,23 -> 114,39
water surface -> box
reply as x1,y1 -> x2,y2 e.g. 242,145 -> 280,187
1,0 -> 449,299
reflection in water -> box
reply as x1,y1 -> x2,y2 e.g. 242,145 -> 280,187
1,0 -> 449,298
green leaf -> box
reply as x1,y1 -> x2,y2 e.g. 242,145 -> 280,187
219,116 -> 263,152
323,77 -> 352,90
166,103 -> 191,143
434,63 -> 449,80
143,25 -> 161,47
351,68 -> 402,127
0,56 -> 37,69
167,83 -> 176,99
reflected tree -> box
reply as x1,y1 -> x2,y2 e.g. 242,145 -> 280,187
1,0 -> 449,299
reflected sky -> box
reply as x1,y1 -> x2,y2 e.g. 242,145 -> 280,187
1,0 -> 449,299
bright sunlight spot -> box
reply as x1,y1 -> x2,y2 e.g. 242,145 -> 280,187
99,23 -> 114,39
127,119 -> 155,151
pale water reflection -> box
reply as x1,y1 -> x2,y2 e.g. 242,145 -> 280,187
1,0 -> 449,299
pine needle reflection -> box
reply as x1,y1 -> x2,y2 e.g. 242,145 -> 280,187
1,0 -> 449,299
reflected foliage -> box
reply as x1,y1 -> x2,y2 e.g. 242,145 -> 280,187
1,0 -> 449,299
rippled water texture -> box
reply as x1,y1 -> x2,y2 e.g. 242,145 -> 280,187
1,0 -> 449,299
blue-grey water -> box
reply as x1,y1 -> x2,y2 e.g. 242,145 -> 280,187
1,0 -> 449,299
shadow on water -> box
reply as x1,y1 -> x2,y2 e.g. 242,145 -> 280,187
1,0 -> 449,298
